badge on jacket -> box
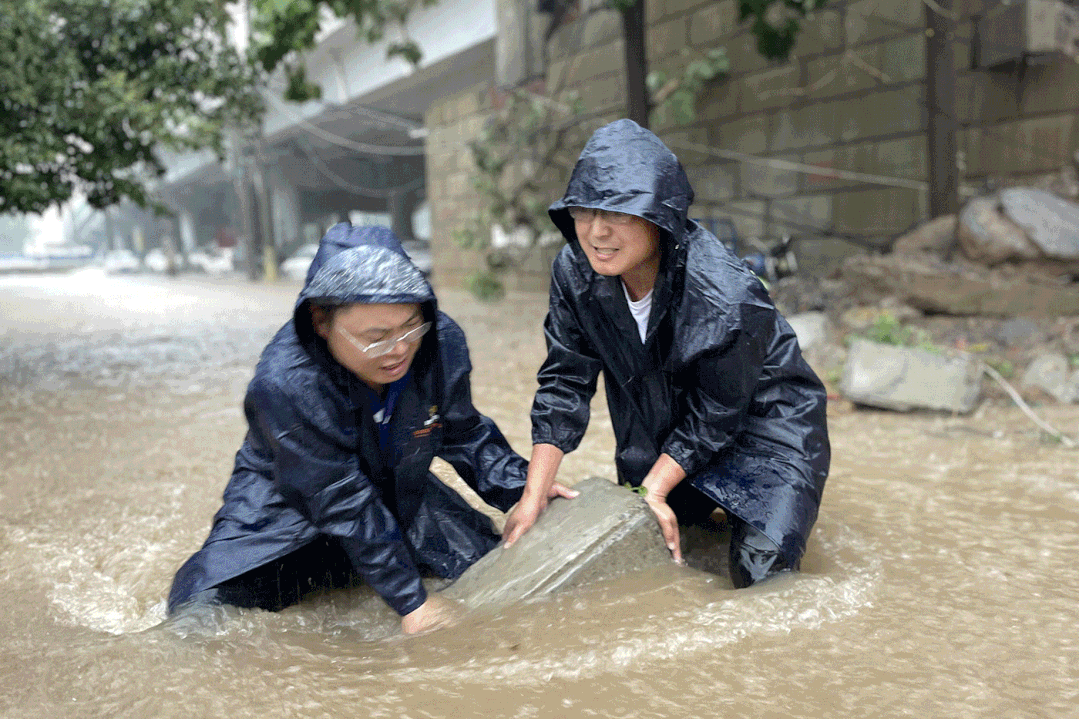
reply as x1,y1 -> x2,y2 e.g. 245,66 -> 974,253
413,405 -> 442,438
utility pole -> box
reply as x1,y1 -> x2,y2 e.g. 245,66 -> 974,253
229,133 -> 261,281
235,0 -> 276,281
251,143 -> 278,281
104,207 -> 118,252
926,0 -> 960,219
226,0 -> 268,281
621,0 -> 649,128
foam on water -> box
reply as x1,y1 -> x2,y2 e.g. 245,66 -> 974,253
367,521 -> 882,686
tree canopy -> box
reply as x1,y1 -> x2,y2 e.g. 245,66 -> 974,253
250,0 -> 437,102
0,0 -> 261,215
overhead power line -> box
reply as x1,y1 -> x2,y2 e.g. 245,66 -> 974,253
262,91 -> 426,157
293,138 -> 425,198
666,139 -> 928,191
264,77 -> 424,133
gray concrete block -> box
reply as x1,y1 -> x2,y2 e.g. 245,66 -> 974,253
1021,353 -> 1079,403
999,188 -> 1079,260
442,477 -> 670,609
787,312 -> 830,352
840,338 -> 983,413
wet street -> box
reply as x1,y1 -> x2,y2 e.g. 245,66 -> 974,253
1,268 -> 1077,718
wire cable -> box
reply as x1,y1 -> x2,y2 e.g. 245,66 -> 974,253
262,91 -> 426,156
264,77 -> 423,133
292,138 -> 425,197
665,138 -> 928,191
853,4 -> 1074,170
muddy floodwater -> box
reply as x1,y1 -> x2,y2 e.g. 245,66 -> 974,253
1,268 -> 1076,718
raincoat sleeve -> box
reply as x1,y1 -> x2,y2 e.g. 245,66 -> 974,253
435,317 -> 528,513
530,256 -> 604,453
660,305 -> 772,478
247,375 -> 427,616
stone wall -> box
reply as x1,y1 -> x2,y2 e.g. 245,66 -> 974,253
425,0 -> 1079,287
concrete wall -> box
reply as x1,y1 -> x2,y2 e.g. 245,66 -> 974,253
426,0 -> 1079,286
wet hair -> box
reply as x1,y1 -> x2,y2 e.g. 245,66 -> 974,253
311,302 -> 342,320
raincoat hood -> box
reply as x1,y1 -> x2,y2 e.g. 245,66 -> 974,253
293,223 -> 436,358
168,226 -> 527,618
549,119 -> 695,249
534,121 -> 829,570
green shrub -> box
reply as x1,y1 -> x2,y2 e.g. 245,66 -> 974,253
466,271 -> 505,302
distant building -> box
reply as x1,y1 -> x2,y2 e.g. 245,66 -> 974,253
158,0 -> 1079,287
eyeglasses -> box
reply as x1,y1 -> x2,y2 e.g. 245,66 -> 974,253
337,321 -> 432,357
567,207 -> 636,225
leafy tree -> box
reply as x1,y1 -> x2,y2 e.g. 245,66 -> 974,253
250,0 -> 438,101
0,0 -> 261,215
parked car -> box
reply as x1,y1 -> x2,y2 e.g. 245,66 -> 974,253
143,248 -> 171,273
103,249 -> 141,274
188,246 -> 233,275
280,243 -> 319,281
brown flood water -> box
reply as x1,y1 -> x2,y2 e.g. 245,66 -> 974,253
1,268 -> 1076,718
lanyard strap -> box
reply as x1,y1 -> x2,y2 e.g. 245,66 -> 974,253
372,372 -> 409,454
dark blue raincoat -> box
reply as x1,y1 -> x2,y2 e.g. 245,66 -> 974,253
533,120 -> 830,568
168,224 -> 527,616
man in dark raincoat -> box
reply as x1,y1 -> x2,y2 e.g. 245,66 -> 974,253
504,120 -> 830,588
168,224 -> 572,633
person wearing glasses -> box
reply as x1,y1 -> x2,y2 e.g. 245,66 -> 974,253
167,223 -> 572,634
503,120 -> 830,588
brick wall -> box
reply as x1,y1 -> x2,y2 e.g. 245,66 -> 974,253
426,0 -> 1079,286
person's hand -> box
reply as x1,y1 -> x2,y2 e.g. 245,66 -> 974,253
502,481 -> 578,547
642,489 -> 682,564
640,453 -> 687,564
401,594 -> 462,635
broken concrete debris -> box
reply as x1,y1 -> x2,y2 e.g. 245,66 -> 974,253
840,338 -> 983,413
1020,353 -> 1079,404
443,476 -> 670,609
956,197 -> 1040,265
999,188 -> 1079,261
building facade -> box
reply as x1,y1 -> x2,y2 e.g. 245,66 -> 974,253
160,0 -> 1079,288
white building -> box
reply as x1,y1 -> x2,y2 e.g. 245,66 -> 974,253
158,0 -> 536,273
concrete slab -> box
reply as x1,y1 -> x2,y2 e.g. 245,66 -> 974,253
840,338 -> 983,413
1021,353 -> 1079,404
1000,188 -> 1079,260
840,253 -> 1079,317
443,477 -> 671,609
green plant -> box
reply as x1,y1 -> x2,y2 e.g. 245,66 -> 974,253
0,0 -> 262,213
910,328 -> 942,354
985,357 -> 1015,379
455,0 -> 827,300
252,0 -> 440,102
860,313 -> 944,353
457,86 -> 589,300
466,271 -> 505,302
864,313 -> 911,346
647,48 -> 730,127
739,0 -> 824,59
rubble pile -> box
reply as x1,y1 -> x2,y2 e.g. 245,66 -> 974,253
774,186 -> 1079,414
